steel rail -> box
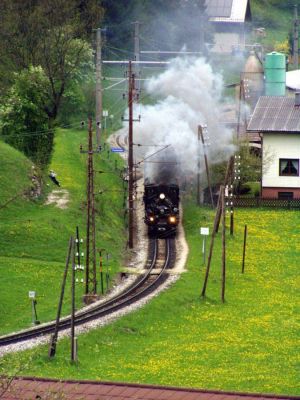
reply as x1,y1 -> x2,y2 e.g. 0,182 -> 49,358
0,239 -> 173,347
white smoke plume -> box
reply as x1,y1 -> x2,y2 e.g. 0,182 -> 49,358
119,56 -> 235,184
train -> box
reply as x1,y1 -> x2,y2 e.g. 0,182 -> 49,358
143,183 -> 180,237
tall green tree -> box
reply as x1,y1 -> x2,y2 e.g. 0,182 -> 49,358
0,0 -> 103,166
0,0 -> 103,120
102,0 -> 211,54
0,66 -> 53,166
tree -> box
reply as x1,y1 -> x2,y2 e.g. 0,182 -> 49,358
0,0 -> 103,120
0,0 -> 102,166
102,0 -> 211,53
0,66 -> 53,166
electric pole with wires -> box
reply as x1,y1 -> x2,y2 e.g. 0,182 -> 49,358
80,118 -> 100,300
123,61 -> 140,249
133,21 -> 141,93
95,27 -> 103,149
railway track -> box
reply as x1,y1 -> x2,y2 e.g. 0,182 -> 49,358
0,238 -> 175,348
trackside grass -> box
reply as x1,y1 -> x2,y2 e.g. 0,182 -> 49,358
0,128 -> 126,335
1,204 -> 299,396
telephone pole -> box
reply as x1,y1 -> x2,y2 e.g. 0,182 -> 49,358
294,5 -> 299,69
128,61 -> 134,249
199,125 -> 214,207
197,127 -> 201,205
81,118 -> 99,298
123,61 -> 140,248
133,21 -> 141,93
95,28 -> 102,149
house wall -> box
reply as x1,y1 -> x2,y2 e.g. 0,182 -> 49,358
210,23 -> 245,53
262,187 -> 300,197
263,133 -> 300,197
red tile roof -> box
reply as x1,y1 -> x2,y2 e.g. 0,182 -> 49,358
1,377 -> 298,400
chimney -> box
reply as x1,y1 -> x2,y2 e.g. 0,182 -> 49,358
295,92 -> 300,106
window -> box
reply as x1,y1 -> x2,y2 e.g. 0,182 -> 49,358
279,159 -> 299,176
278,192 -> 294,200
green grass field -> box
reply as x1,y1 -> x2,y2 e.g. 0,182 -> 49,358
1,202 -> 299,396
0,128 -> 126,335
1,16 -> 300,394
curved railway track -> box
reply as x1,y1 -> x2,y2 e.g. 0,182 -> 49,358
0,238 -> 176,348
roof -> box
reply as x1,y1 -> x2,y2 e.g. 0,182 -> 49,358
2,378 -> 298,400
247,96 -> 300,133
286,70 -> 300,90
206,0 -> 251,23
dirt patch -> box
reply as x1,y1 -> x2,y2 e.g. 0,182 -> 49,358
45,189 -> 69,209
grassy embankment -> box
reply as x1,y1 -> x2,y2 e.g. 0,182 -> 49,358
0,126 -> 127,336
1,202 -> 299,396
251,1 -> 293,51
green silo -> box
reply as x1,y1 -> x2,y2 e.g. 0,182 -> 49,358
265,52 -> 286,96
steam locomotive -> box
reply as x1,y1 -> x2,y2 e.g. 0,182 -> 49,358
143,183 -> 180,237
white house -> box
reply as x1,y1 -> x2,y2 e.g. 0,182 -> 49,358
205,0 -> 252,53
247,95 -> 300,199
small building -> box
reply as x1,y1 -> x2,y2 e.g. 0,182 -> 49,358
205,0 -> 252,53
247,95 -> 300,199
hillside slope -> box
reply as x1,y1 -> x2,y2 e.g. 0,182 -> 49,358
0,141 -> 33,205
0,130 -> 127,335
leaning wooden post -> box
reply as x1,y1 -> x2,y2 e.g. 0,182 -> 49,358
242,224 -> 247,273
48,237 -> 73,358
221,186 -> 226,303
201,189 -> 222,297
71,237 -> 77,362
216,156 -> 234,233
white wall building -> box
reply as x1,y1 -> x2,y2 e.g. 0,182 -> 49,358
247,95 -> 300,199
206,0 -> 252,53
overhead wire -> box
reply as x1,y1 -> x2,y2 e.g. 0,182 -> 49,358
0,120 -> 89,139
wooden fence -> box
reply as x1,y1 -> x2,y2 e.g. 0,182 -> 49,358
233,197 -> 300,209
204,197 -> 300,209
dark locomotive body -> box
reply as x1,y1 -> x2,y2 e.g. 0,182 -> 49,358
143,184 -> 180,237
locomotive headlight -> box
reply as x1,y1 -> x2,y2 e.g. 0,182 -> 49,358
159,193 -> 165,200
169,216 -> 176,224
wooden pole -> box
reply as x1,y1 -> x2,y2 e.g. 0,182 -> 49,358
197,127 -> 201,205
48,237 -> 72,358
199,125 -> 214,207
128,61 -> 134,249
201,190 -> 222,297
85,118 -> 97,295
216,156 -> 234,233
221,186 -> 226,303
71,237 -> 76,362
242,224 -> 247,273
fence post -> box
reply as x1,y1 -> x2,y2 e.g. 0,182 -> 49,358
242,225 -> 247,274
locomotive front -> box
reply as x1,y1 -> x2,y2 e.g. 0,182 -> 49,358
144,184 -> 179,237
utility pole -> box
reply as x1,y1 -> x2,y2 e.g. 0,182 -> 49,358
199,125 -> 214,207
197,127 -> 201,205
123,61 -> 139,249
133,21 -> 141,93
81,118 -> 99,299
128,61 -> 134,249
200,15 -> 205,54
95,28 -> 102,149
221,186 -> 226,303
294,5 -> 299,69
